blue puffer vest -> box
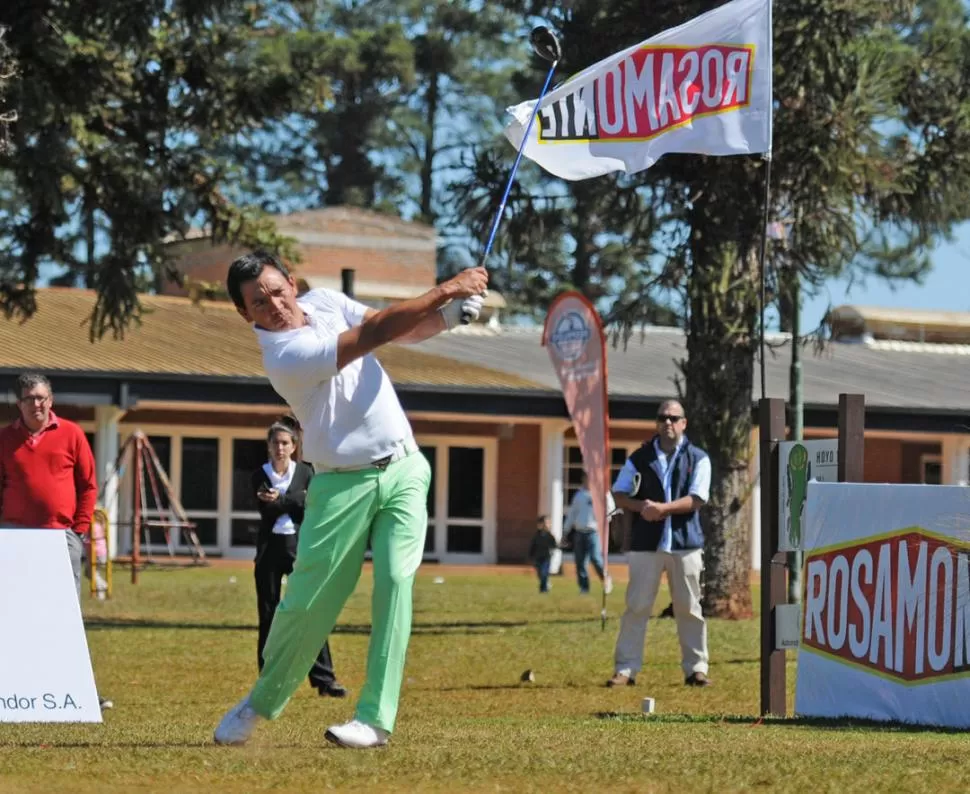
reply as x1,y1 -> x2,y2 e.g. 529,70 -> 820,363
627,436 -> 707,552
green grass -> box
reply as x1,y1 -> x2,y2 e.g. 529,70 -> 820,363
1,564 -> 968,793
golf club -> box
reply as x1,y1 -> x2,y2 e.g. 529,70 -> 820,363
461,25 -> 562,324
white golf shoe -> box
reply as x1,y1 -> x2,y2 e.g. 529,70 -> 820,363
214,695 -> 263,745
325,719 -> 389,749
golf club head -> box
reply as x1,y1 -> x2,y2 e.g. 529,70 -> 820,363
530,25 -> 561,64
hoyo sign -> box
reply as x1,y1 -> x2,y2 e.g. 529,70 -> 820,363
796,483 -> 970,728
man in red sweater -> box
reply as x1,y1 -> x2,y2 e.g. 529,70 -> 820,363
0,372 -> 111,709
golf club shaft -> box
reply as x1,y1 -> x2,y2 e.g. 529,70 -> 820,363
461,57 -> 559,324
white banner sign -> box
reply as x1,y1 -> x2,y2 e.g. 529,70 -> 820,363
0,530 -> 102,723
504,0 -> 772,180
795,482 -> 970,728
778,439 -> 838,552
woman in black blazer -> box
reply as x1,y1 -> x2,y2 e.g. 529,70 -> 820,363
253,417 -> 346,697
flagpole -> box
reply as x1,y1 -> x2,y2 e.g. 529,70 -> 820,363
758,0 -> 774,401
758,155 -> 772,401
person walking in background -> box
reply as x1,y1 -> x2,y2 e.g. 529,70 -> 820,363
253,416 -> 346,699
563,472 -> 614,595
0,372 -> 112,709
607,399 -> 712,689
528,515 -> 558,593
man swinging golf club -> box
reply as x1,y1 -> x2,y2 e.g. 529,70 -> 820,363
214,251 -> 488,749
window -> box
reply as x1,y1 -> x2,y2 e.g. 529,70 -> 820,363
448,447 -> 484,520
231,439 -> 267,547
921,454 -> 942,485
419,438 -> 495,562
147,436 -> 171,474
138,435 -> 175,552
564,442 -> 639,554
564,443 -> 636,509
232,440 -> 266,512
180,437 -> 219,545
446,447 -> 484,553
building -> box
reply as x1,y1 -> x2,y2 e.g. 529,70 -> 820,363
160,206 -> 505,321
1,287 -> 969,568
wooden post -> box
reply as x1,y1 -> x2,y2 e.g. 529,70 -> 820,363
838,394 -> 865,483
759,398 -> 787,716
132,434 -> 143,584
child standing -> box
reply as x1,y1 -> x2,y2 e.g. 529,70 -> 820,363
528,515 -> 559,593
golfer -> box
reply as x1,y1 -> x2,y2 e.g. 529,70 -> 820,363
214,251 -> 487,749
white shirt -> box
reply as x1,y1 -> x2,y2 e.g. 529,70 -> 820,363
613,438 -> 711,552
262,460 -> 297,535
255,289 -> 413,468
564,487 -> 617,532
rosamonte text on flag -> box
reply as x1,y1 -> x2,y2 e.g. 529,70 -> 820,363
504,0 -> 772,180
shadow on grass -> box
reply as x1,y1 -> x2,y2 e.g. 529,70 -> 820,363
84,616 -> 602,636
593,712 -> 970,734
0,740 -> 217,749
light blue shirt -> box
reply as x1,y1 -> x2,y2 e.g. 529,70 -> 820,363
564,487 -> 617,533
612,438 -> 711,552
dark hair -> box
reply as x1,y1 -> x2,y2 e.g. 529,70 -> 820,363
226,250 -> 290,310
16,372 -> 51,398
266,414 -> 301,444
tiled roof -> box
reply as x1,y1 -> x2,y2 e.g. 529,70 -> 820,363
419,324 -> 970,413
5,289 -> 970,414
0,289 -> 545,391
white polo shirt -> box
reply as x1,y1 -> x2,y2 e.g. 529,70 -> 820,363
254,289 -> 413,469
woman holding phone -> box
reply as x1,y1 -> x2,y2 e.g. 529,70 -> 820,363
252,416 -> 346,698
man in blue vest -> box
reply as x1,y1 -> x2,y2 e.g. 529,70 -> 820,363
607,399 -> 712,687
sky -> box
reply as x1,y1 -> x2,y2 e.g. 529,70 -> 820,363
801,222 -> 970,331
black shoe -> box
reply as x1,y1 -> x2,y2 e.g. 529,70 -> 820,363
99,696 -> 114,710
317,682 -> 348,698
684,672 -> 711,687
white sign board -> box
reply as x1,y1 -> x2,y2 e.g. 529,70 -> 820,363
795,482 -> 970,729
0,529 -> 102,723
778,439 -> 838,552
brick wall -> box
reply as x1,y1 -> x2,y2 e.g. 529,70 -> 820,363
863,437 -> 904,483
496,423 -> 540,562
410,420 -> 498,437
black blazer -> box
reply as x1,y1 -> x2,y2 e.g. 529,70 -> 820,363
251,461 -> 314,555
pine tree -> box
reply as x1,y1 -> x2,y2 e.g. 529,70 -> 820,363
481,0 -> 970,615
0,1 -> 320,337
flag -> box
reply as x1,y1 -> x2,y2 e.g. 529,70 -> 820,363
504,0 -> 773,181
542,292 -> 611,577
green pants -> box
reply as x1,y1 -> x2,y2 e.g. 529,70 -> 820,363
249,451 -> 430,732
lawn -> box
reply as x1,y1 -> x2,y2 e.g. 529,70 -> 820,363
1,563 -> 968,793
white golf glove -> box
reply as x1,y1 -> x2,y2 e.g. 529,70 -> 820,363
441,293 -> 486,329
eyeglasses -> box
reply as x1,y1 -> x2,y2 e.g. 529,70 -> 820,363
657,414 -> 684,424
19,395 -> 50,405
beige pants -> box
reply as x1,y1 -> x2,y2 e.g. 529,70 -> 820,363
614,550 -> 709,677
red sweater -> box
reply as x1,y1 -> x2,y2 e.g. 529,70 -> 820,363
0,413 -> 98,534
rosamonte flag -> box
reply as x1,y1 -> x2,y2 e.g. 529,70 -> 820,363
542,292 -> 611,571
504,0 -> 772,180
